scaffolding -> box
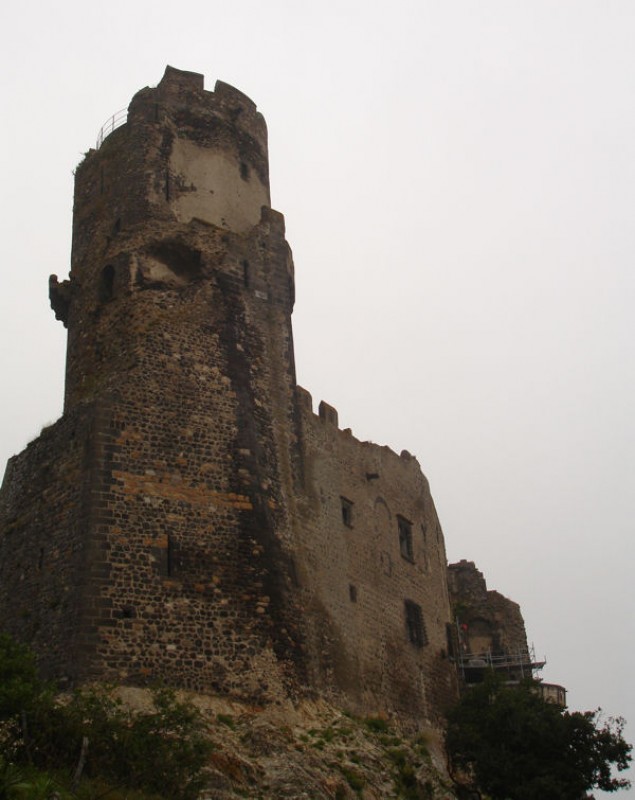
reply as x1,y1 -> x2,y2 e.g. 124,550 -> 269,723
457,644 -> 546,684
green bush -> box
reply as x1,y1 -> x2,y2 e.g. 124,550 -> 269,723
340,765 -> 365,792
0,636 -> 214,800
39,686 -> 212,799
363,716 -> 390,734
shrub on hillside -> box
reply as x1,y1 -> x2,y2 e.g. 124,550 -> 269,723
0,635 -> 213,799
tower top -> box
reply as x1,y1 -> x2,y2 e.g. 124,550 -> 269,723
51,66 -> 286,411
76,65 -> 270,247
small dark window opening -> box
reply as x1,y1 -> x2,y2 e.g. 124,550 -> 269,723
349,584 -> 357,603
240,161 -> 249,181
121,606 -> 135,619
398,516 -> 414,562
405,600 -> 427,647
341,497 -> 353,527
157,536 -> 178,579
167,535 -> 175,577
242,260 -> 250,288
99,265 -> 115,303
113,217 -> 121,235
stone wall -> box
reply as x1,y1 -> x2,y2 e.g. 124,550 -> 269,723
0,67 -> 535,730
294,389 -> 458,725
0,406 -> 96,680
447,559 -> 529,659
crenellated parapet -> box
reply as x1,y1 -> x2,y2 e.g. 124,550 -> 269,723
296,386 -> 428,464
76,65 -> 269,244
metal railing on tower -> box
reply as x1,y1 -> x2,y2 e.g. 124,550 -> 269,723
96,108 -> 128,149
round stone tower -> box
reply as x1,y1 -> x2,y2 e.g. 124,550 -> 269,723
43,66 -> 306,696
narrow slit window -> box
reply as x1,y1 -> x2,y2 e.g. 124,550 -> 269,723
166,534 -> 175,577
99,265 -> 115,303
398,516 -> 414,562
341,497 -> 353,528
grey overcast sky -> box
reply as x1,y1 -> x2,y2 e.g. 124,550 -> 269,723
1,0 -> 633,790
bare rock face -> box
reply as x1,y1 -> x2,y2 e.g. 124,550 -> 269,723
117,687 -> 457,799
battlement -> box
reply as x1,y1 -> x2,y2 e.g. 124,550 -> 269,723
73,66 -> 271,275
296,385 -> 423,467
96,67 -> 265,154
160,65 -> 204,94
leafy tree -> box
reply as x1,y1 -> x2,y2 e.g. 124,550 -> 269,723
0,635 -> 213,799
446,673 -> 632,800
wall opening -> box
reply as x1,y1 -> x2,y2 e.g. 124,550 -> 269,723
99,265 -> 115,303
166,535 -> 175,577
405,600 -> 427,647
341,497 -> 353,528
398,516 -> 414,562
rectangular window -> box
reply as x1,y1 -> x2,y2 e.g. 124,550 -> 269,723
166,534 -> 175,576
341,497 -> 353,528
398,516 -> 414,561
405,600 -> 427,647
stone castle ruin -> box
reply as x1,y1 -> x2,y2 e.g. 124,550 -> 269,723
0,67 -> 559,730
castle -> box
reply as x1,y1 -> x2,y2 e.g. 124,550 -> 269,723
0,67 -> 550,730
